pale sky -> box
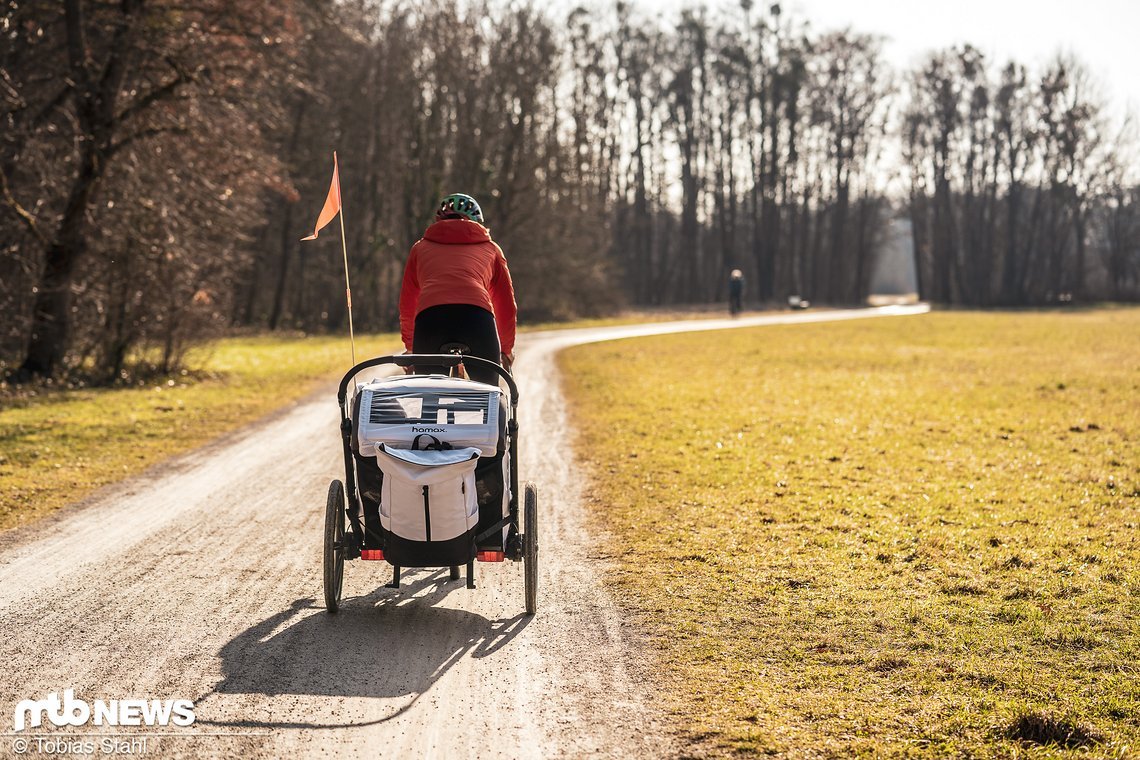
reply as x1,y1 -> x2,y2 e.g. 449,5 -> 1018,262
787,0 -> 1139,123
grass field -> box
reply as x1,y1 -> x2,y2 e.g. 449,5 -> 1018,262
559,308 -> 1140,758
0,334 -> 397,532
0,310 -> 717,534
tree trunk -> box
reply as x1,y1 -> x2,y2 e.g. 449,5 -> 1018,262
20,237 -> 84,377
17,0 -> 142,378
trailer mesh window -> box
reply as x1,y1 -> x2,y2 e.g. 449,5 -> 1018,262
368,391 -> 490,426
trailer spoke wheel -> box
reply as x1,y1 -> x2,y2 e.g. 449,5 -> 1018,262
324,480 -> 346,613
524,482 -> 539,615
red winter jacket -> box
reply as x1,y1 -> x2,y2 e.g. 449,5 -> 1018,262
398,219 -> 518,354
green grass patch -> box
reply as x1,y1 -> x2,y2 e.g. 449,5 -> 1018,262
559,308 -> 1140,757
0,333 -> 396,532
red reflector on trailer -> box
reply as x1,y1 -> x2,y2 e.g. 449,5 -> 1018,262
361,549 -> 385,561
476,550 -> 505,562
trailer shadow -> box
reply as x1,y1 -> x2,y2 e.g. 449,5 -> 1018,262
197,567 -> 532,729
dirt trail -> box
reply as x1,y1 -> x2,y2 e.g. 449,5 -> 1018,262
0,305 -> 926,759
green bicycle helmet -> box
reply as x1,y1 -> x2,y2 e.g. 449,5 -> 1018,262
436,193 -> 484,223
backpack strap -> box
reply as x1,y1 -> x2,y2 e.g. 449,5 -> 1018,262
411,433 -> 452,451
475,516 -> 512,544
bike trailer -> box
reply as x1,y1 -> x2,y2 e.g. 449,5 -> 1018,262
325,352 -> 538,616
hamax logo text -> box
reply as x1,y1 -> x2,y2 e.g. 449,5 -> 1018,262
13,690 -> 195,732
411,426 -> 445,433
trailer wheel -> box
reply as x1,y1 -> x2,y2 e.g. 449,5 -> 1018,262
524,482 -> 538,615
324,480 -> 346,613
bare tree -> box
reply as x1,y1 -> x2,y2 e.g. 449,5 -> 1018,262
2,0 -> 295,379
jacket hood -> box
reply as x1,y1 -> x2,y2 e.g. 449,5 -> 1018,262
423,219 -> 491,245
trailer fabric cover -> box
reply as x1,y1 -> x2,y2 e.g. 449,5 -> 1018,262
356,376 -> 504,457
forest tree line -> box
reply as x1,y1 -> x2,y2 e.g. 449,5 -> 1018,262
2,0 -> 1138,381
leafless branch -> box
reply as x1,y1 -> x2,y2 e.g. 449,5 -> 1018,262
0,164 -> 50,246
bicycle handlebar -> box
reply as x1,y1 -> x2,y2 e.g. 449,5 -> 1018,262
337,353 -> 518,406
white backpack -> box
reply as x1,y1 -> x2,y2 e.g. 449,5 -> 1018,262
375,442 -> 480,544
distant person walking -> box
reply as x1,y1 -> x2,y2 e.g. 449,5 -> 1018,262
728,269 -> 745,316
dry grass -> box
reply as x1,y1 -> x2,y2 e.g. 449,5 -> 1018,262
559,308 -> 1140,758
0,334 -> 396,531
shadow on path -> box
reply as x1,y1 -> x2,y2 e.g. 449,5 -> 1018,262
197,568 -> 531,729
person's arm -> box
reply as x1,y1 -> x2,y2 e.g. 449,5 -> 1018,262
398,246 -> 421,352
489,244 -> 517,356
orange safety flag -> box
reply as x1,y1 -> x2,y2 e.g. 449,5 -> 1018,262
301,152 -> 341,241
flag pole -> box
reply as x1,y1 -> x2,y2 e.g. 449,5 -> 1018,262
334,151 -> 356,367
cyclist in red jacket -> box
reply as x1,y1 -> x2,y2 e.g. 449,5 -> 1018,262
398,193 -> 516,384
397,193 -> 517,549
